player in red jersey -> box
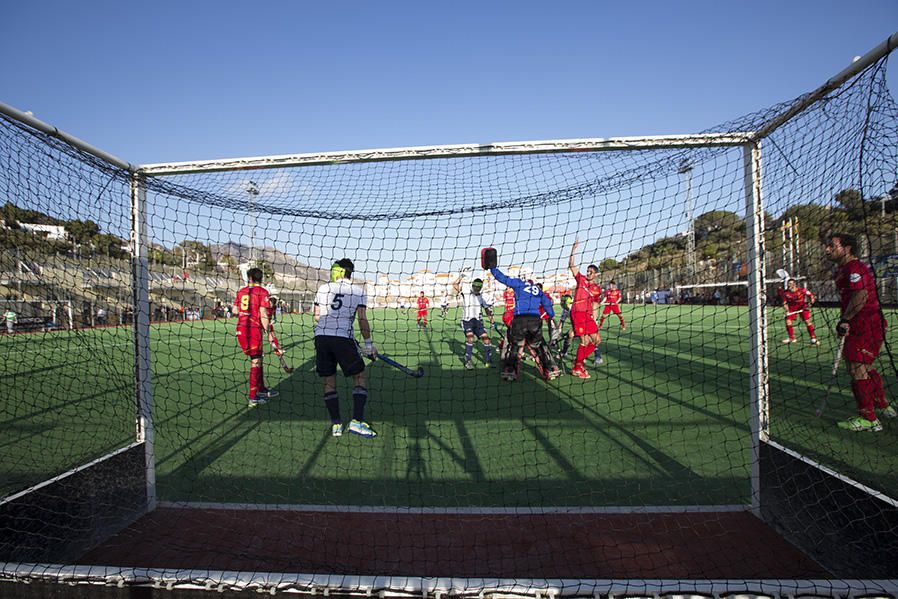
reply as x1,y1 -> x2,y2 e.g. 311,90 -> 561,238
501,287 -> 516,328
568,239 -> 604,378
598,280 -> 626,331
825,233 -> 894,431
234,267 -> 278,407
416,291 -> 430,329
776,279 -> 818,345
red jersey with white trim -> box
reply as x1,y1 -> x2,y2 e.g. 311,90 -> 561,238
603,288 -> 621,306
572,272 -> 603,314
777,287 -> 813,312
417,296 -> 430,311
234,285 -> 270,332
835,259 -> 880,316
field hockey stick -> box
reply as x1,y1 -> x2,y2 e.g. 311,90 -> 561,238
269,334 -> 294,373
815,336 -> 846,418
784,310 -> 803,318
376,354 -> 425,378
775,268 -> 790,282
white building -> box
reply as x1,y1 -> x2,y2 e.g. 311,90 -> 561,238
20,223 -> 67,241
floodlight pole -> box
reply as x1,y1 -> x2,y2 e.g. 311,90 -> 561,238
679,160 -> 697,283
246,181 -> 259,264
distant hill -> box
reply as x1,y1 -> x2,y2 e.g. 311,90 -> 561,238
209,242 -> 331,287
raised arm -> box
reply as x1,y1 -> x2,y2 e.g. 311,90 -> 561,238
490,266 -> 513,287
569,239 -> 580,278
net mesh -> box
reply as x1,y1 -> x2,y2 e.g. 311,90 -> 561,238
0,50 -> 896,593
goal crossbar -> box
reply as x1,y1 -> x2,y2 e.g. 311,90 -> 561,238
137,133 -> 755,176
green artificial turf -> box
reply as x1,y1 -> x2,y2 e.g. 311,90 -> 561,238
2,305 -> 895,506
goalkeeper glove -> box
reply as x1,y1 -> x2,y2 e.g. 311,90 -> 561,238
362,339 -> 377,358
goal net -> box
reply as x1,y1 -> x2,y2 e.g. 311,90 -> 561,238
0,35 -> 896,597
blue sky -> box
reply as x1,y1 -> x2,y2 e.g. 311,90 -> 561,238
1,1 -> 897,280
2,1 -> 896,165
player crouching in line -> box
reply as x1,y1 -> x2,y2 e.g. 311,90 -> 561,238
313,258 -> 378,438
235,268 -> 280,407
777,279 -> 818,345
825,233 -> 895,432
452,274 -> 495,369
490,266 -> 561,381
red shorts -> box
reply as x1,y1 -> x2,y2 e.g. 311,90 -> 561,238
502,312 -> 514,327
237,327 -> 263,357
844,312 -> 885,365
785,309 -> 811,323
417,310 -> 428,318
571,311 -> 598,336
602,305 -> 622,316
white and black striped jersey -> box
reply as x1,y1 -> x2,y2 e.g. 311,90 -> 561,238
459,284 -> 492,321
314,279 -> 367,339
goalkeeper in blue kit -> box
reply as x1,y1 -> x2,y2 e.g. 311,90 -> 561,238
490,266 -> 561,381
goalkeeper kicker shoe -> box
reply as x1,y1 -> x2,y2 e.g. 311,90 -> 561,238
331,423 -> 343,437
349,419 -> 377,438
837,416 -> 883,432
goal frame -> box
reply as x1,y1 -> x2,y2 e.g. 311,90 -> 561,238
1,30 -> 896,597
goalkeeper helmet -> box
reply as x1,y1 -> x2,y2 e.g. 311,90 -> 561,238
331,258 -> 355,281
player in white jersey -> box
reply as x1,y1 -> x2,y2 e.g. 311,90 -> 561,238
313,258 -> 378,438
452,273 -> 494,370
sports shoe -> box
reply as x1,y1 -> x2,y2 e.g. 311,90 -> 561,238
878,405 -> 897,419
349,419 -> 377,438
810,338 -> 819,345
837,416 -> 883,432
547,368 -> 562,380
257,388 -> 279,399
621,325 -> 626,331
464,359 -> 474,370
247,397 -> 268,408
486,360 -> 495,368
594,357 -> 604,366
331,423 -> 343,437
571,365 -> 591,379
501,370 -> 517,381
782,338 -> 796,344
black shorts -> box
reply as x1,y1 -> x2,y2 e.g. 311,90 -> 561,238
509,314 -> 545,346
315,335 -> 366,377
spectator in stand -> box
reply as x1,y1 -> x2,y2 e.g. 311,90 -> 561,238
4,309 -> 16,334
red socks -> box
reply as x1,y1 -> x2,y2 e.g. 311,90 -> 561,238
574,343 -> 595,368
868,369 -> 887,409
851,379 -> 877,422
249,365 -> 263,399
